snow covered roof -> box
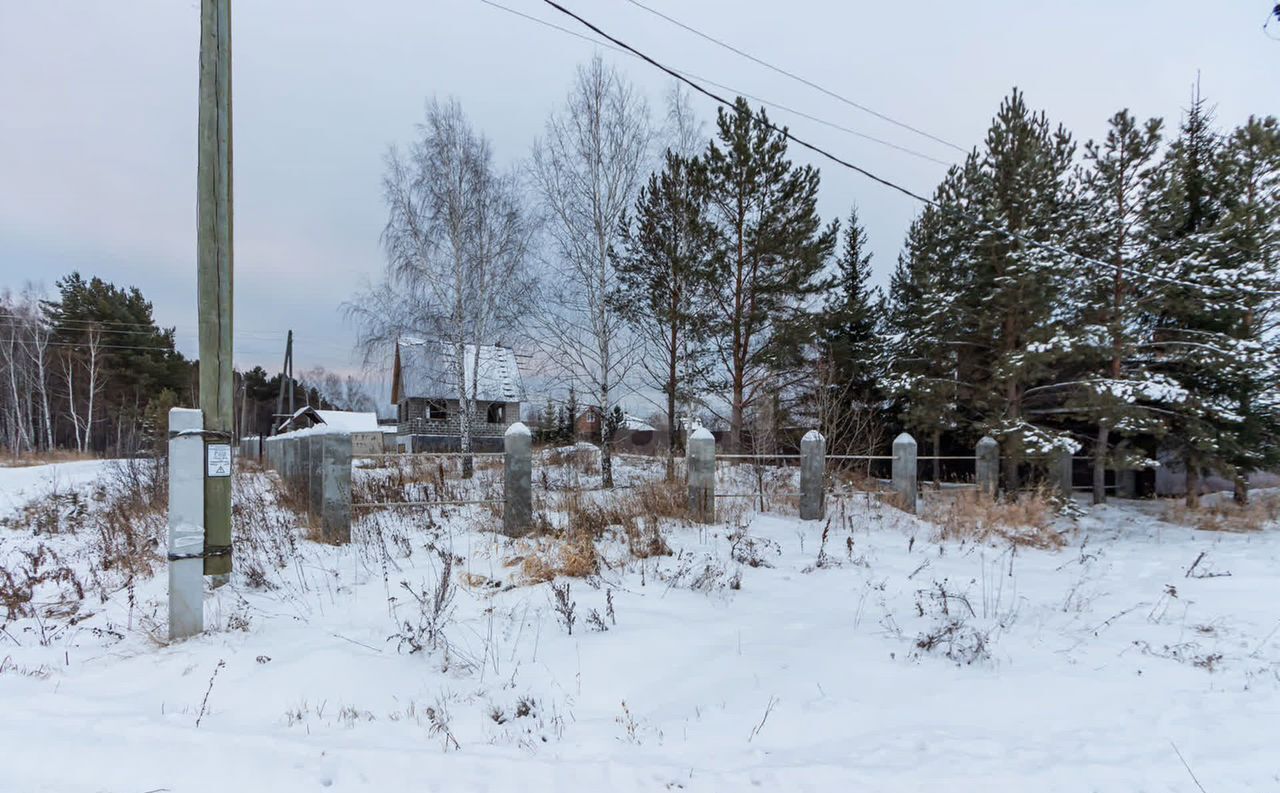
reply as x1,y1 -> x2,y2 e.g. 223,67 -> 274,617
276,406 -> 380,435
312,410 -> 380,432
398,340 -> 525,404
623,414 -> 655,432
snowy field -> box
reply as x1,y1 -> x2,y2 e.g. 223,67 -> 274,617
1,455 -> 1278,792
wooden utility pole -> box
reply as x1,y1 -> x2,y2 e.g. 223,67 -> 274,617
274,330 -> 294,433
197,0 -> 234,577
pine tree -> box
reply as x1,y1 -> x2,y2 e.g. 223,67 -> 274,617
964,89 -> 1080,490
1062,110 -> 1168,503
613,149 -> 715,476
698,98 -> 838,452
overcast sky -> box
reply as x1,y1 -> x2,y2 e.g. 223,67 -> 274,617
1,1 -> 1275,407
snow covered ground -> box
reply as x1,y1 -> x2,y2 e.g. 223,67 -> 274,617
1,456 -> 1278,791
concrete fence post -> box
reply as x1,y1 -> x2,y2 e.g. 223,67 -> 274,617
1115,467 -> 1136,499
167,408 -> 205,641
286,439 -> 300,488
503,422 -> 532,537
975,436 -> 999,499
1055,447 -> 1074,501
320,433 -> 352,543
800,429 -> 825,520
892,432 -> 918,513
687,427 -> 716,524
1114,440 -> 1136,499
307,434 -> 323,518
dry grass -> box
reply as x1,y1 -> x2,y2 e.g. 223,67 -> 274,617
0,457 -> 167,622
1164,493 -> 1280,533
351,455 -> 501,509
509,478 -> 688,583
0,449 -> 97,468
923,486 -> 1066,549
512,534 -> 601,583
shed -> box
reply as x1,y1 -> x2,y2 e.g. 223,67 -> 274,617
275,406 -> 384,455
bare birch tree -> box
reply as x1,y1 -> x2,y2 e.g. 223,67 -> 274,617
531,56 -> 652,488
27,312 -> 55,451
0,310 -> 30,455
348,98 -> 532,477
58,325 -> 103,453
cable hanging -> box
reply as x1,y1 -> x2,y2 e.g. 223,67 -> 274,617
623,0 -> 968,155
535,0 -> 1280,300
477,0 -> 952,166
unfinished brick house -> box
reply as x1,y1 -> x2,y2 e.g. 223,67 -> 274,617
391,339 -> 525,452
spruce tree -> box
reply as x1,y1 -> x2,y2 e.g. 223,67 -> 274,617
1210,115 -> 1280,502
698,98 -> 838,451
810,206 -> 884,456
823,209 -> 882,388
885,162 -> 981,475
1144,91 -> 1236,506
564,386 -> 578,444
612,149 -> 715,476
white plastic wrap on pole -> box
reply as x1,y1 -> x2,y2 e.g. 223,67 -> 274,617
799,430 -> 825,520
168,407 -> 205,640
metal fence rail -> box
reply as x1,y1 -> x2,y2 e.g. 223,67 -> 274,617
352,498 -> 504,509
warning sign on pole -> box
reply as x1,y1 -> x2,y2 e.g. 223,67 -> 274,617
206,443 -> 232,477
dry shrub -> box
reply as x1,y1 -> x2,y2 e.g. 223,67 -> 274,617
878,489 -> 910,512
1164,493 -> 1280,533
0,544 -> 84,620
545,445 -> 599,475
830,465 -> 885,493
924,487 -> 1065,549
93,458 -> 168,581
509,475 -> 692,584
628,478 -> 688,522
0,487 -> 88,536
234,473 -> 304,589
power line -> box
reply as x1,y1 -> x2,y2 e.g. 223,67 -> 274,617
477,0 -> 952,167
0,312 -> 336,343
535,0 -> 1280,299
0,337 -> 180,354
624,0 -> 968,155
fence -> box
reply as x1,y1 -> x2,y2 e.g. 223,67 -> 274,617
682,430 -> 1002,524
251,426 -> 1132,542
261,432 -> 353,543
